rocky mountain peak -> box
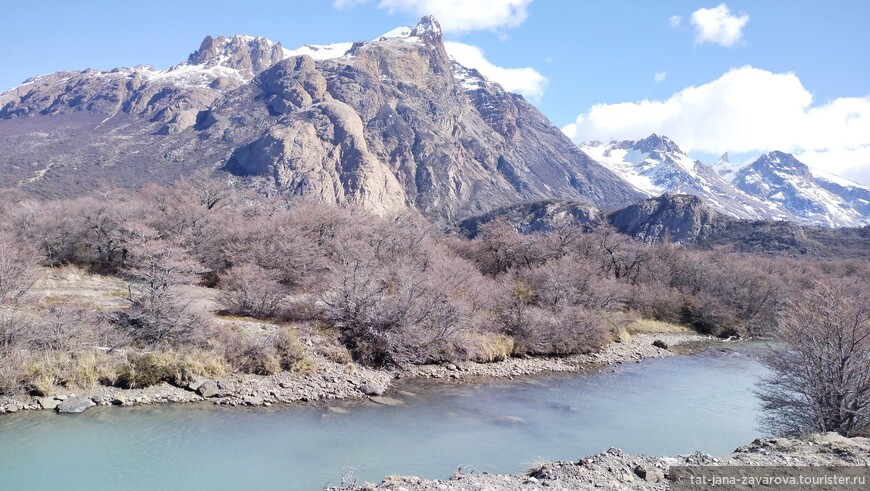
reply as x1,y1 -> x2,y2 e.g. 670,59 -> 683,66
752,151 -> 813,179
718,152 -> 729,163
410,15 -> 444,46
634,133 -> 683,154
187,35 -> 285,78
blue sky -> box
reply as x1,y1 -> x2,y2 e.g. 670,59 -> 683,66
2,1 -> 869,183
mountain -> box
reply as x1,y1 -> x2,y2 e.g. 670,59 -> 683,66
730,151 -> 869,227
578,135 -> 790,221
0,16 -> 643,221
459,194 -> 870,257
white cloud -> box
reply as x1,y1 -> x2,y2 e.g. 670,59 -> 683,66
690,4 -> 749,47
654,71 -> 667,82
338,0 -> 533,34
445,41 -> 547,100
563,66 -> 870,185
669,15 -> 682,28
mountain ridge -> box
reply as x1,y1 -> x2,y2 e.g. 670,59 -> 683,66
0,16 -> 643,220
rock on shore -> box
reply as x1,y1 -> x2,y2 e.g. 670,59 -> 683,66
338,434 -> 869,491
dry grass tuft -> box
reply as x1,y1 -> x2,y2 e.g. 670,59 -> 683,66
629,318 -> 692,334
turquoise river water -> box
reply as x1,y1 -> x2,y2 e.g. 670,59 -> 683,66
0,343 -> 768,490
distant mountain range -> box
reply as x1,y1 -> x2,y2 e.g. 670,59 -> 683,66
578,136 -> 870,227
0,16 -> 867,229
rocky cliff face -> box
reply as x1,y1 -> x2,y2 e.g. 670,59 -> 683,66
607,194 -> 724,244
0,17 -> 643,220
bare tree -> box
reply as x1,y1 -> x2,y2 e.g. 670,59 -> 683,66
757,280 -> 870,437
112,227 -> 205,345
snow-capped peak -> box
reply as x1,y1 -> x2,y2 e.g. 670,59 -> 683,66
731,151 -> 868,227
579,135 -> 797,222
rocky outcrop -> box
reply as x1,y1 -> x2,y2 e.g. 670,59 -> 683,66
607,194 -> 725,244
457,199 -> 603,237
187,35 -> 285,79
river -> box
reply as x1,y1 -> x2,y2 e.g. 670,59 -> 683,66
0,342 -> 768,490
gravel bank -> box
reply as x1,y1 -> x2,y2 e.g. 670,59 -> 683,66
334,434 -> 869,491
0,333 -> 708,415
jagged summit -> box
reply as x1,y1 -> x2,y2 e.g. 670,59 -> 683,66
186,35 -> 285,79
633,133 -> 683,154
409,15 -> 443,45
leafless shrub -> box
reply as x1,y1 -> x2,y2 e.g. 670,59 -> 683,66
218,263 -> 286,318
757,280 -> 869,437
111,229 -> 206,346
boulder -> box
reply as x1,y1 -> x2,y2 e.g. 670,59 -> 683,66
56,397 -> 96,414
196,381 -> 226,398
38,397 -> 61,410
652,340 -> 669,350
359,380 -> 387,396
634,465 -> 665,483
187,378 -> 206,392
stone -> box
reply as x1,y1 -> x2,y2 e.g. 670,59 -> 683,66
187,378 -> 206,392
653,340 -> 669,350
56,397 -> 96,414
196,380 -> 226,398
359,380 -> 387,396
112,396 -> 127,406
5,406 -> 18,413
38,397 -> 61,410
633,465 -> 664,483
243,395 -> 264,406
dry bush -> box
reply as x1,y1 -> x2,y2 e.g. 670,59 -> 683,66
510,305 -> 610,356
23,350 -> 121,395
460,332 -> 515,363
217,263 -> 286,318
115,350 -> 226,389
322,251 -> 482,366
218,325 -> 307,375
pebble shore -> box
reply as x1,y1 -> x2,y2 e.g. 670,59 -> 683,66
332,433 -> 870,491
0,333 -> 708,415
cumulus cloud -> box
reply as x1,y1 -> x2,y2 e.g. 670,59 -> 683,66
563,66 -> 870,185
690,4 -> 749,47
336,0 -> 532,33
445,41 -> 547,100
669,15 -> 682,28
654,71 -> 667,82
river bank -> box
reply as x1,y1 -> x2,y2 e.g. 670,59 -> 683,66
0,332 -> 710,415
338,434 -> 870,491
